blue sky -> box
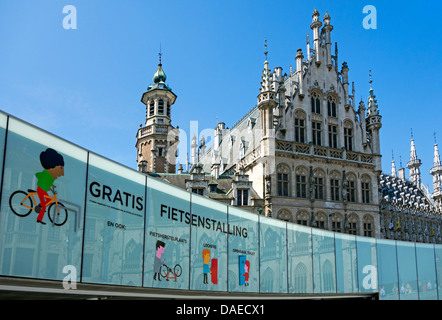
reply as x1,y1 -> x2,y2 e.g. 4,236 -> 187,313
0,0 -> 441,190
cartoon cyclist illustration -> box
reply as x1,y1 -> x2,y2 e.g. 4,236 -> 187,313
34,148 -> 65,225
153,240 -> 166,281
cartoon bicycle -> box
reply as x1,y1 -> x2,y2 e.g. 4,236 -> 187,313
160,263 -> 182,281
9,185 -> 68,226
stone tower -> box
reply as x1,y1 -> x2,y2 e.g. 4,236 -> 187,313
136,53 -> 179,173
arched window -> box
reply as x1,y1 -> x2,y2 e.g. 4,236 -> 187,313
315,211 -> 327,229
296,210 -> 309,226
363,215 -> 374,237
312,121 -> 322,146
322,260 -> 335,292
277,209 -> 291,222
361,175 -> 371,204
294,263 -> 308,293
277,164 -> 290,197
329,171 -> 341,201
331,213 -> 343,232
294,110 -> 306,143
348,213 -> 359,235
327,95 -> 337,117
328,124 -> 338,148
345,172 -> 357,203
344,120 -> 354,151
313,169 -> 325,200
295,166 -> 308,198
311,91 -> 321,114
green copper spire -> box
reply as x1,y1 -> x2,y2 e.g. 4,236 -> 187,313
153,50 -> 167,84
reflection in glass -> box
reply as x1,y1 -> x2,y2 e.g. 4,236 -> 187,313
335,233 -> 357,293
435,246 -> 442,300
416,244 -> 438,300
259,216 -> 287,293
287,223 -> 313,293
377,239 -> 399,300
356,236 -> 377,293
396,242 -> 418,300
312,228 -> 336,294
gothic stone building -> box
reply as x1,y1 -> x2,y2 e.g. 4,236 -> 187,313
136,9 -> 442,243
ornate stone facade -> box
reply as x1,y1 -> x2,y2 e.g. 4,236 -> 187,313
195,9 -> 382,237
137,9 -> 441,243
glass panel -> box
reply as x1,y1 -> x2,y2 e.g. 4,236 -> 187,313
416,243 -> 438,300
356,236 -> 378,293
287,223 -> 312,293
396,241 -> 418,300
0,117 -> 87,281
335,233 -> 357,293
0,112 -> 7,189
144,176 -> 190,290
312,228 -> 336,293
259,215 -> 287,293
227,206 -> 259,293
377,239 -> 399,300
189,193 -> 228,292
82,153 -> 145,286
435,246 -> 442,300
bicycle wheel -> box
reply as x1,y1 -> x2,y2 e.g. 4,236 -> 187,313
174,264 -> 182,278
159,265 -> 168,279
47,202 -> 68,226
9,191 -> 33,217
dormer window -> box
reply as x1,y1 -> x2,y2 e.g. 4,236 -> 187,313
236,189 -> 249,206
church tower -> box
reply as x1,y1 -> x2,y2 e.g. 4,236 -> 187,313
136,53 -> 179,173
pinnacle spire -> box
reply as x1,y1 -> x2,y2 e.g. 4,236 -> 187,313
431,132 -> 442,208
410,136 -> 417,161
434,133 -> 441,167
264,37 -> 268,61
260,37 -> 272,93
391,150 -> 397,177
407,130 -> 422,186
367,70 -> 379,116
434,144 -> 441,167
